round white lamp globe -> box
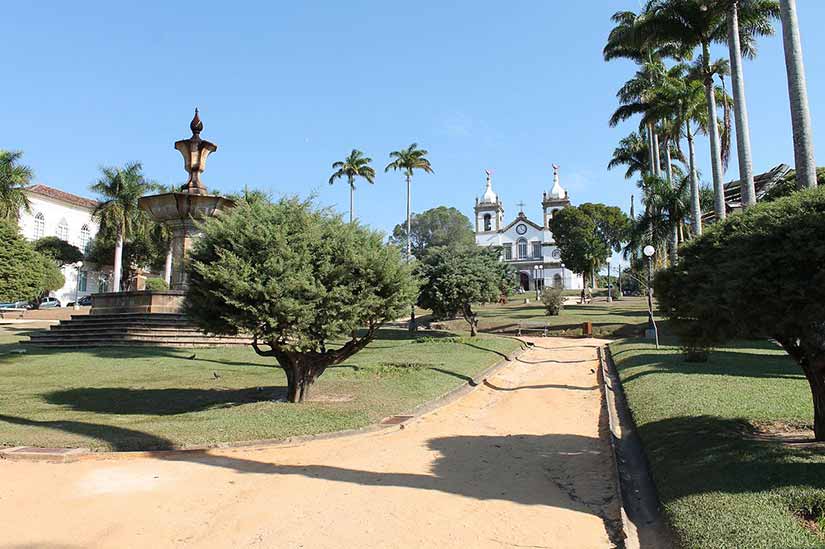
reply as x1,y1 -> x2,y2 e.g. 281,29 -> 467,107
643,245 -> 656,258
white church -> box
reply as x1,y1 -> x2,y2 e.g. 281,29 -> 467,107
474,166 -> 584,291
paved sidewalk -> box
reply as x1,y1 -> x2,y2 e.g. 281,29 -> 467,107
0,337 -> 620,548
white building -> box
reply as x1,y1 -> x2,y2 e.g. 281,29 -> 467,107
474,167 -> 584,291
19,184 -> 108,305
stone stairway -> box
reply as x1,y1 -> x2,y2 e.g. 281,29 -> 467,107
27,313 -> 253,348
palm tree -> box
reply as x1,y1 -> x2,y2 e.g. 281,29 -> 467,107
726,0 -> 780,207
608,132 -> 650,179
778,0 -> 817,188
385,143 -> 434,261
90,162 -> 157,292
0,151 -> 33,223
328,149 -> 376,223
386,143 -> 433,333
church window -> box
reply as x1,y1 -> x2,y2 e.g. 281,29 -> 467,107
80,225 -> 91,253
78,271 -> 88,293
553,274 -> 562,288
33,212 -> 45,239
483,213 -> 492,232
532,241 -> 542,258
517,238 -> 528,259
57,218 -> 69,241
503,244 -> 512,260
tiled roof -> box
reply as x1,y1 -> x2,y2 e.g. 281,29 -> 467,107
25,184 -> 99,210
701,164 -> 791,223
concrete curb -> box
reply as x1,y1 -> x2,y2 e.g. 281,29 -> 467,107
0,340 -> 531,464
599,345 -> 673,549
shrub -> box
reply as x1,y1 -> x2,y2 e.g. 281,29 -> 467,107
0,221 -> 63,302
144,277 -> 168,291
654,186 -> 825,439
541,287 -> 564,316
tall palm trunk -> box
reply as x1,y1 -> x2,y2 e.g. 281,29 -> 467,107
653,132 -> 662,176
779,0 -> 818,188
687,122 -> 703,236
665,142 -> 678,265
728,2 -> 757,207
349,179 -> 355,223
406,172 -> 415,332
647,125 -> 657,176
112,229 -> 124,293
163,247 -> 173,286
702,41 -> 727,221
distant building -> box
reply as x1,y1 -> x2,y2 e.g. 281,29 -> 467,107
702,164 -> 792,223
474,167 -> 584,291
19,184 -> 109,305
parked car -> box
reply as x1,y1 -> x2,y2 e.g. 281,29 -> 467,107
66,295 -> 93,307
38,296 -> 62,308
0,300 -> 32,310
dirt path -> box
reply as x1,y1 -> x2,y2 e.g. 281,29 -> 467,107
0,337 -> 620,549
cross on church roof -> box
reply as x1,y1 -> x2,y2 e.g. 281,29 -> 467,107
516,201 -> 526,213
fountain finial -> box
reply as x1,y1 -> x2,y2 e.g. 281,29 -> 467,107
190,108 -> 203,136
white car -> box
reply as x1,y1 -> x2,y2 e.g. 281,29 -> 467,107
38,297 -> 62,308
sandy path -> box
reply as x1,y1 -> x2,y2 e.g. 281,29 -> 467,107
0,337 -> 620,549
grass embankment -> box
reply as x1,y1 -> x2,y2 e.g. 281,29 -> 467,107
435,295 -> 651,338
611,337 -> 825,549
0,325 -> 520,451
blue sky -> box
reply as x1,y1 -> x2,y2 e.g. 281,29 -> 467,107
3,1 -> 823,244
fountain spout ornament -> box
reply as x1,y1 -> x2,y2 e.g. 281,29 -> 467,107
174,108 -> 217,195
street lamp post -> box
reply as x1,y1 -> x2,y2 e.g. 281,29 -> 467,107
533,265 -> 542,300
73,261 -> 84,310
560,263 -> 565,290
643,245 -> 659,349
607,263 -> 612,304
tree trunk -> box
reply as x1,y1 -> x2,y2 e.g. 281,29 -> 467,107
779,0 -> 818,189
112,229 -> 124,293
163,247 -> 173,287
463,303 -> 478,337
646,124 -> 657,176
653,131 -> 662,177
803,358 -> 825,441
349,183 -> 354,223
280,357 -> 324,403
687,123 -> 703,236
407,173 -> 416,333
703,41 -> 727,222
728,2 -> 757,208
665,143 -> 678,265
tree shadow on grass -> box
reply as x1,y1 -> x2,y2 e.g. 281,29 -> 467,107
0,414 -> 174,451
44,386 -> 286,415
634,415 -> 825,503
482,380 -> 598,392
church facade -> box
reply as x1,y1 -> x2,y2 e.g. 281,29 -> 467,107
473,166 -> 584,291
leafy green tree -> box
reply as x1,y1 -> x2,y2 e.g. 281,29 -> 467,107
34,237 -> 83,267
184,197 -> 417,403
608,132 -> 651,180
0,151 -> 33,223
416,247 -> 513,337
0,221 -> 63,302
90,162 -> 158,292
389,206 -> 475,258
550,204 -> 630,287
654,186 -> 825,440
85,222 -> 165,291
328,149 -> 376,223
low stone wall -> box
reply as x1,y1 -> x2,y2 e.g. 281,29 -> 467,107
0,308 -> 89,321
90,291 -> 185,315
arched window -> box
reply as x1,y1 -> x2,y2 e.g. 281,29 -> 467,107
79,224 -> 91,253
56,218 -> 69,241
33,212 -> 45,239
483,213 -> 492,232
517,238 -> 528,259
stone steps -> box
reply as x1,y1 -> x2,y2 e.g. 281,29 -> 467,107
27,313 -> 251,348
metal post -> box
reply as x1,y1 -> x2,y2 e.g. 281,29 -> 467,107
646,257 -> 659,348
607,263 -> 612,303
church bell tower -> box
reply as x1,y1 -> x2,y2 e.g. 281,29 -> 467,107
542,164 -> 570,228
474,170 -> 504,233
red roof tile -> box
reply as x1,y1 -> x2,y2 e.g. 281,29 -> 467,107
25,184 -> 99,209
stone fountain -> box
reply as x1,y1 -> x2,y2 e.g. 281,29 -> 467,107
28,111 -> 250,347
90,110 -> 234,315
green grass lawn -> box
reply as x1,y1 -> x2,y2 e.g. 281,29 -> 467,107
434,295 -> 652,338
610,337 -> 825,549
0,325 -> 520,451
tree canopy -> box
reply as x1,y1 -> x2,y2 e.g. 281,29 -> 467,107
184,197 -> 418,402
416,246 -> 513,336
0,221 -> 63,303
654,186 -> 825,440
0,150 -> 33,223
34,237 -> 83,267
549,203 -> 630,286
390,206 -> 475,258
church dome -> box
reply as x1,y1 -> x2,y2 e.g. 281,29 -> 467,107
548,164 -> 566,199
480,170 -> 498,203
